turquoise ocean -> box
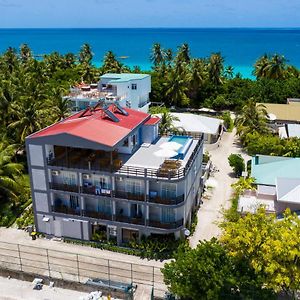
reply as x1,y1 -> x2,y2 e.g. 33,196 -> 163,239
0,28 -> 300,78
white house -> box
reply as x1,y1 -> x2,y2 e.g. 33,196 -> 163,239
67,73 -> 151,113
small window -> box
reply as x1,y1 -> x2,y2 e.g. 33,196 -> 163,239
131,83 -> 137,90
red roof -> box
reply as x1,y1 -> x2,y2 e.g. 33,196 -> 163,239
144,116 -> 161,125
29,105 -> 150,147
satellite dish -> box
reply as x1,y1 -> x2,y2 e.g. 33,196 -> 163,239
268,113 -> 277,121
184,229 -> 190,237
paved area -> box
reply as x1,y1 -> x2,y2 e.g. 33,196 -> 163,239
189,129 -> 250,247
0,228 -> 164,268
0,276 -> 88,300
0,228 -> 166,298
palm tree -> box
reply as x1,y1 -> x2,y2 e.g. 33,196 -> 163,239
79,43 -> 93,65
208,52 -> 224,85
165,49 -> 173,66
63,53 -> 76,68
102,51 -> 123,73
19,44 -> 32,64
3,47 -> 18,74
253,54 -> 269,78
8,96 -> 50,144
224,66 -> 234,79
176,43 -> 191,64
50,87 -> 71,121
165,69 -> 189,107
265,54 -> 287,79
188,59 -> 206,101
0,143 -> 23,203
0,80 -> 17,127
158,111 -> 180,135
235,98 -> 269,139
150,43 -> 165,67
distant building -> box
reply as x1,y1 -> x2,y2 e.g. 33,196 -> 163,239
67,73 -> 151,113
26,104 -> 204,244
279,123 -> 300,139
157,113 -> 223,144
238,155 -> 300,215
260,99 -> 300,126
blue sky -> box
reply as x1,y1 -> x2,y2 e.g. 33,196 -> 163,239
1,0 -> 300,28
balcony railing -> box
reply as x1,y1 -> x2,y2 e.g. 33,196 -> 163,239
114,191 -> 145,202
115,215 -> 145,225
49,182 -> 79,193
52,205 -> 80,216
48,134 -> 203,180
148,194 -> 184,205
83,210 -> 112,221
80,186 -> 112,197
147,218 -> 184,229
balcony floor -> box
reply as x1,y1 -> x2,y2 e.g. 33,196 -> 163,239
119,137 -> 198,169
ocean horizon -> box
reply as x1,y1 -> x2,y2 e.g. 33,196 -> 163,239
1,28 -> 300,78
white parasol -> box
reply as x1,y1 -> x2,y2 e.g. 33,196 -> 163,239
154,148 -> 178,158
159,141 -> 182,151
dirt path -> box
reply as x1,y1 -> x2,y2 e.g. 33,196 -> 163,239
189,129 -> 250,248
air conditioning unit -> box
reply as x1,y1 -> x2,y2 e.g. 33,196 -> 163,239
51,170 -> 60,176
83,174 -> 91,179
116,177 -> 123,182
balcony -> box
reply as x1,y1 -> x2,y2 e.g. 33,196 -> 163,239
148,194 -> 184,205
147,218 -> 184,229
115,215 -> 145,225
52,205 -> 80,216
114,191 -> 145,202
49,182 -> 79,193
83,210 -> 112,221
80,186 -> 112,197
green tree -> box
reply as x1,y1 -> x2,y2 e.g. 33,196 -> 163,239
50,87 -> 71,121
228,154 -> 245,177
176,43 -> 191,64
102,50 -> 123,73
150,43 -> 165,67
19,44 -> 32,64
0,143 -> 23,204
221,208 -> 300,298
79,43 -> 93,65
163,240 -> 236,300
208,52 -> 224,85
235,98 -> 269,140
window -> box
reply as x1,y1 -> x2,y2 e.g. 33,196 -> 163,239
126,180 -> 142,195
162,207 -> 175,223
131,83 -> 137,90
161,183 -> 176,199
122,138 -> 129,147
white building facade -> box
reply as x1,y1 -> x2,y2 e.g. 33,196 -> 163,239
68,73 -> 151,113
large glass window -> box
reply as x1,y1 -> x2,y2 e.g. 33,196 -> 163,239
162,207 -> 175,223
161,183 -> 176,199
126,180 -> 142,195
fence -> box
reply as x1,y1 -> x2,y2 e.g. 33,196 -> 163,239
0,240 -> 167,299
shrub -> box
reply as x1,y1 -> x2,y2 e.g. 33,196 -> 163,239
228,153 -> 245,177
222,111 -> 233,132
